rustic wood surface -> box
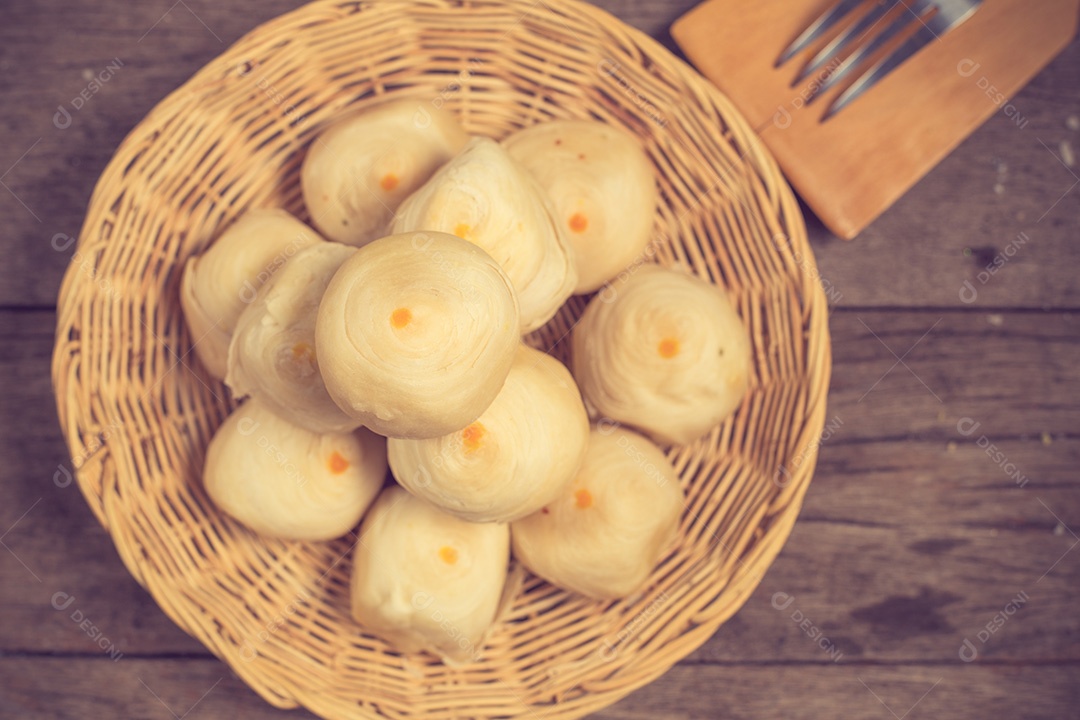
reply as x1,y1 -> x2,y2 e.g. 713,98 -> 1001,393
1,1 -> 1078,718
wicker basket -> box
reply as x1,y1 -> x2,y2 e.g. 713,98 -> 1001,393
51,0 -> 831,717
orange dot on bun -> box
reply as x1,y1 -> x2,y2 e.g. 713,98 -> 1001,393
390,307 -> 413,328
327,451 -> 350,474
658,338 -> 680,358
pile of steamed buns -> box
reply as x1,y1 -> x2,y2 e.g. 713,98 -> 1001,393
180,100 -> 751,663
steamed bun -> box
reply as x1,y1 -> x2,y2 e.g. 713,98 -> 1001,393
302,100 -> 468,246
350,486 -> 509,662
571,265 -> 751,445
180,209 -> 322,379
226,242 -> 359,434
511,426 -> 682,599
315,231 -> 519,438
503,120 -> 657,293
388,344 -> 589,522
204,398 -> 386,541
390,137 -> 576,332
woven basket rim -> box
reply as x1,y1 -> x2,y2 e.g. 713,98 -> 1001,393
51,1 -> 833,718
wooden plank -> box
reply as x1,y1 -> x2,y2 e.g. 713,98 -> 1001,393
0,2 -> 1076,308
600,664 -> 1080,720
0,658 -> 263,719
1,657 -> 1077,719
827,309 -> 1079,441
689,438 -> 1080,664
5,309 -> 1077,663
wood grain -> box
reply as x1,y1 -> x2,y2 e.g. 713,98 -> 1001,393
694,438 -> 1080,664
827,310 -> 1079,440
2,658 -> 1078,719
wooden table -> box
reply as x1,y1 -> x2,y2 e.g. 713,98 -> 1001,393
2,1 -> 1077,717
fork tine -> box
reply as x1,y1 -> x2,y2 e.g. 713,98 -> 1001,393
792,0 -> 902,85
775,0 -> 865,67
803,0 -> 930,105
823,24 -> 937,119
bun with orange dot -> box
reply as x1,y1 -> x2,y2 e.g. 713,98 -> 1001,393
203,398 -> 386,541
571,265 -> 751,445
180,209 -> 323,380
389,137 -> 576,332
226,242 -> 361,434
302,100 -> 468,247
315,232 -> 520,438
503,120 -> 657,294
388,344 -> 589,522
511,426 -> 683,599
350,486 -> 509,663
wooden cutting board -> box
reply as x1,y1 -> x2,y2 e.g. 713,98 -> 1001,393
672,0 -> 1079,239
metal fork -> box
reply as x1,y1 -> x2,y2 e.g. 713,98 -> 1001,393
776,0 -> 982,119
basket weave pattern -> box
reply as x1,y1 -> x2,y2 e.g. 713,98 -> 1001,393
51,1 -> 831,717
